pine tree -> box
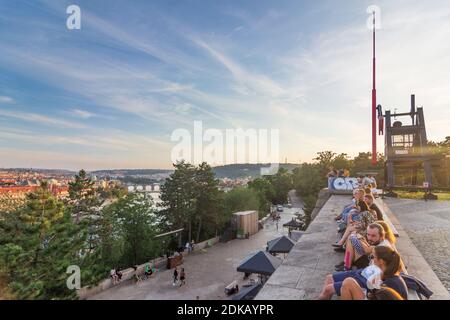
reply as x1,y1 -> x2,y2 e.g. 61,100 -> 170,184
68,170 -> 102,252
160,161 -> 197,242
0,183 -> 89,299
108,192 -> 163,266
193,162 -> 222,241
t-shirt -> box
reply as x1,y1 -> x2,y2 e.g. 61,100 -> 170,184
382,275 -> 408,300
377,239 -> 393,249
362,177 -> 372,186
361,265 -> 382,290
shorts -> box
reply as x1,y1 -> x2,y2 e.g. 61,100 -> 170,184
332,270 -> 367,296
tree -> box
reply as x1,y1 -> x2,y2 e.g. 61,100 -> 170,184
68,170 -> 103,252
0,184 -> 89,299
193,162 -> 222,242
293,163 -> 325,198
160,161 -> 223,243
248,178 -> 275,213
160,161 -> 197,242
109,193 -> 163,266
68,169 -> 100,223
221,187 -> 260,222
266,167 -> 293,204
314,151 -> 336,172
332,153 -> 351,172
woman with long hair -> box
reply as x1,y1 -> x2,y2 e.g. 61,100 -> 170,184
340,246 -> 408,300
376,220 -> 396,246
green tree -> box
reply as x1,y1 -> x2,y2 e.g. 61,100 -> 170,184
160,161 -> 197,242
109,193 -> 163,266
222,187 -> 260,221
160,161 -> 224,243
332,153 -> 351,172
248,178 -> 275,213
68,170 -> 103,253
0,184 -> 89,299
267,167 -> 293,204
193,162 -> 222,242
293,163 -> 325,198
314,151 -> 337,172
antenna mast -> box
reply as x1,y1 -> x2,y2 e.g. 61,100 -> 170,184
371,11 -> 377,166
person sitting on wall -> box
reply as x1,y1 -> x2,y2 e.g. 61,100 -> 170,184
333,205 -> 377,251
319,246 -> 407,300
335,223 -> 392,272
110,268 -> 118,285
115,268 -> 122,282
326,167 -> 337,190
144,264 -> 153,278
369,175 -> 377,189
133,266 -> 142,284
343,168 -> 350,178
334,189 -> 365,222
364,194 -> 383,221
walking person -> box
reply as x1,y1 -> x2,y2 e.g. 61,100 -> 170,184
179,268 -> 186,287
133,266 -> 142,284
186,241 -> 191,253
173,267 -> 179,286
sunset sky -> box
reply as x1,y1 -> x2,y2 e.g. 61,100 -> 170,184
1,0 -> 449,170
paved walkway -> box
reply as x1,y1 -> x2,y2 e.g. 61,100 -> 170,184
384,197 -> 450,293
89,199 -> 302,300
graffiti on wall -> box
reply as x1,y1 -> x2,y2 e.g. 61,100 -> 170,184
330,177 -> 359,191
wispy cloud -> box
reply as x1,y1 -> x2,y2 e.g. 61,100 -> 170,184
69,108 -> 96,119
0,109 -> 86,129
192,37 -> 285,97
0,96 -> 14,103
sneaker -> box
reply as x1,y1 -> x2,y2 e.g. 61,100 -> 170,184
334,247 -> 345,253
335,265 -> 348,272
335,261 -> 344,268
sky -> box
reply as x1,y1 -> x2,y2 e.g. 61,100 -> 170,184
0,0 -> 449,170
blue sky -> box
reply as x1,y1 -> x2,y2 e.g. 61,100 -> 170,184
0,0 -> 449,170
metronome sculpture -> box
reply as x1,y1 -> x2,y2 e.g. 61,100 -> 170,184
382,94 -> 442,198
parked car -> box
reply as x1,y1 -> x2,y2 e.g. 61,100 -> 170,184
276,205 -> 283,212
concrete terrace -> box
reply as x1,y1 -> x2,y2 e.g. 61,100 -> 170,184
88,201 -> 302,300
256,194 -> 450,300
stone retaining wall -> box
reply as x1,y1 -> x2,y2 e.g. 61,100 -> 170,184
77,236 -> 220,299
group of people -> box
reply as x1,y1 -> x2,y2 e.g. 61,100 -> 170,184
110,264 -> 157,285
327,167 -> 378,194
134,264 -> 156,283
185,240 -> 196,253
173,267 -> 187,287
110,268 -> 123,285
318,185 -> 410,300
